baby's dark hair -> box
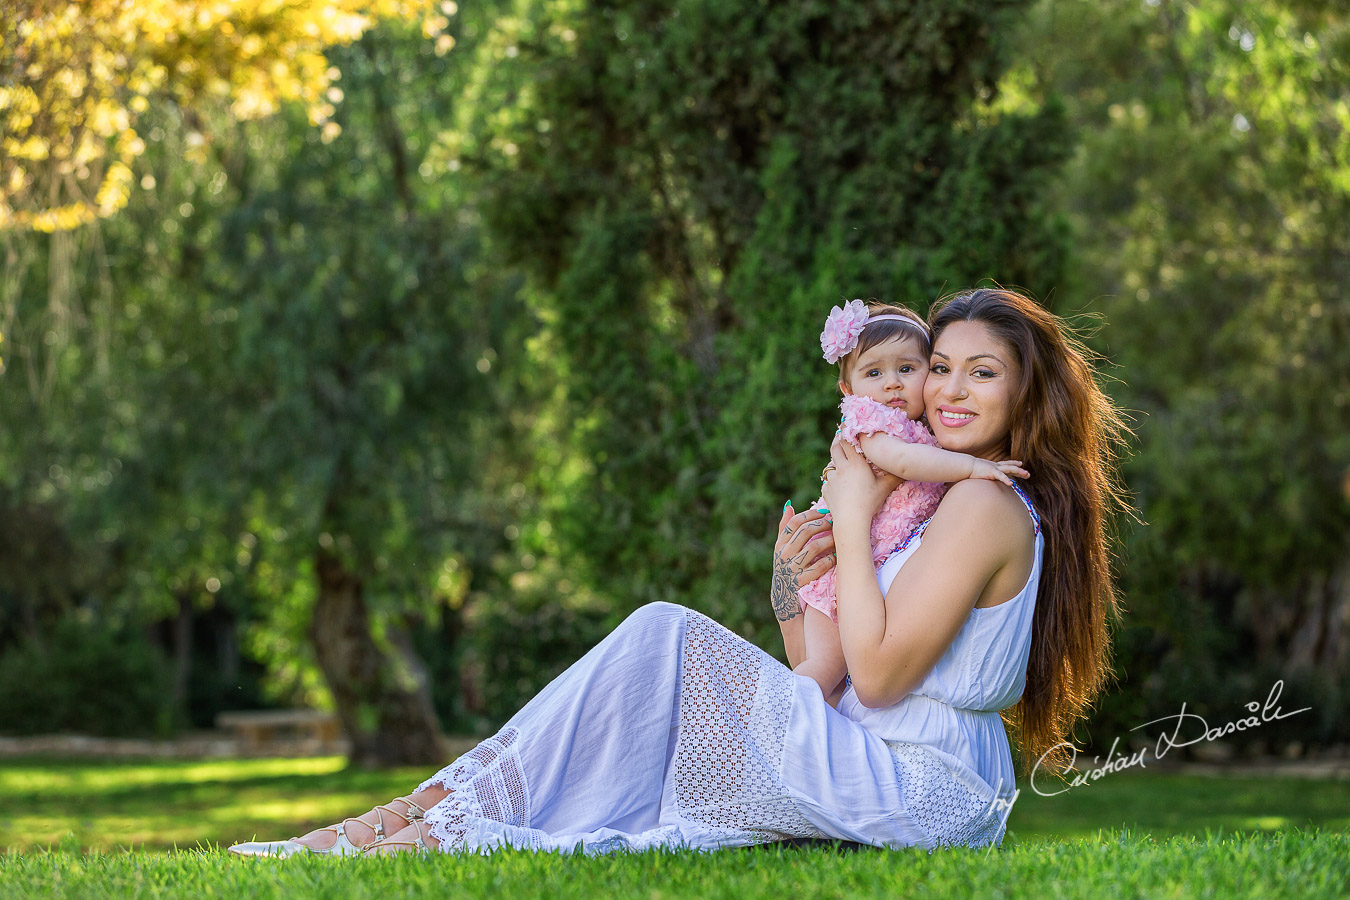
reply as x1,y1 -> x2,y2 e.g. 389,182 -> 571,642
837,300 -> 931,385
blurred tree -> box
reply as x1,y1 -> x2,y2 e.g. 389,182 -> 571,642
0,1 -> 454,409
107,26 -> 521,765
0,12 -> 524,763
1002,0 -> 1350,745
435,0 -> 1072,656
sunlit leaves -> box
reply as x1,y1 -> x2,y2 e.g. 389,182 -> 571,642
0,0 -> 453,232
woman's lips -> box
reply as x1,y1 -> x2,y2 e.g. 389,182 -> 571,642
936,405 -> 976,427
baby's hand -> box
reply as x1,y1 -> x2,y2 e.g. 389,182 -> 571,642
970,458 -> 1029,487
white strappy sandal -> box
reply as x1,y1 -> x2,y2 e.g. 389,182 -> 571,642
228,795 -> 428,858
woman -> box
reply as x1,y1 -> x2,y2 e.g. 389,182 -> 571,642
229,287 -> 1128,856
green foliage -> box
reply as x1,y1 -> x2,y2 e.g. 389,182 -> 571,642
0,19 -> 528,735
442,0 -> 1072,658
0,619 -> 175,737
4,0 -> 1348,755
996,0 -> 1350,748
123,27 -> 529,731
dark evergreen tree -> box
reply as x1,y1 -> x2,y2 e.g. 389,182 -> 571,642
444,0 -> 1072,645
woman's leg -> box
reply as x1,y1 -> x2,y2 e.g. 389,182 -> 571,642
369,602 -> 828,855
405,602 -> 692,852
238,601 -> 824,857
238,602 -> 690,857
289,788 -> 448,851
229,787 -> 449,857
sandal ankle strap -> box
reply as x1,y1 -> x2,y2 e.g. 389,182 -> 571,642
393,795 -> 428,820
363,820 -> 433,855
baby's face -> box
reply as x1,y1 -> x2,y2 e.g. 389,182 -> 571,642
841,335 -> 928,421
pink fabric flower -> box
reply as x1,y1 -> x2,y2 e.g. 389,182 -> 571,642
820,299 -> 870,364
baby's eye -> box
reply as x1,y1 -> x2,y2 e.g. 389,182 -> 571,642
867,369 -> 881,377
899,365 -> 914,374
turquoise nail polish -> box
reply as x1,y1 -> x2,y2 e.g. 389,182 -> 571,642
817,508 -> 830,515
782,499 -> 791,513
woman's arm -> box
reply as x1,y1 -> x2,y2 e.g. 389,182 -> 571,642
823,441 -> 1033,708
771,502 -> 835,668
857,432 -> 1027,487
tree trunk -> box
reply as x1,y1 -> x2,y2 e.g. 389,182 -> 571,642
310,548 -> 446,768
1285,559 -> 1350,676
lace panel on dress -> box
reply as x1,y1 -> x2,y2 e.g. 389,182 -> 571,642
887,740 -> 1006,848
671,610 -> 826,843
416,726 -> 536,850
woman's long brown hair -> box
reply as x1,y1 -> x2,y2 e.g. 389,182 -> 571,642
929,288 -> 1132,777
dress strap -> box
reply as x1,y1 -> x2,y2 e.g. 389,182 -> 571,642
875,516 -> 932,569
905,517 -> 934,549
1009,481 -> 1041,536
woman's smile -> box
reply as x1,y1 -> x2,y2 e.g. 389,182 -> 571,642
934,405 -> 976,426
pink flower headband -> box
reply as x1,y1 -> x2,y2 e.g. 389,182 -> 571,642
819,299 -> 929,364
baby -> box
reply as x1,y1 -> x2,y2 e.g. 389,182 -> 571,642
794,299 -> 1026,705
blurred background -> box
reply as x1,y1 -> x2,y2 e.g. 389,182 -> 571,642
1,0 -> 1347,773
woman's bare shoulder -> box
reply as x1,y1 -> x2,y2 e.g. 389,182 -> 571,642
928,479 -> 1035,545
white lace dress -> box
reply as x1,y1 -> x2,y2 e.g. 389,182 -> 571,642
415,491 -> 1043,855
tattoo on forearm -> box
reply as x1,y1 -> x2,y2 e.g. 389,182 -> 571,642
771,555 -> 804,622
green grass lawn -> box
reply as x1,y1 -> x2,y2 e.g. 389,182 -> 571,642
0,756 -> 1345,898
0,830 -> 1345,900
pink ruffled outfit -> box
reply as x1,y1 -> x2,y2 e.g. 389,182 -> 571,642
799,394 -> 948,624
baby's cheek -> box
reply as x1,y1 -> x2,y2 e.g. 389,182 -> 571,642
910,373 -> 930,420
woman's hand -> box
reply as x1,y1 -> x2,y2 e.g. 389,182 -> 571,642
771,504 -> 835,623
821,437 -> 901,529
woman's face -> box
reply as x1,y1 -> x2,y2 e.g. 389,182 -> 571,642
923,320 -> 1021,461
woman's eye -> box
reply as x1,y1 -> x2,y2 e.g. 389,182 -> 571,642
974,369 -> 995,378
929,364 -> 948,375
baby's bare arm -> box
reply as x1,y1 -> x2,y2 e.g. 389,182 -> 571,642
858,433 -> 1028,486
793,605 -> 848,707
